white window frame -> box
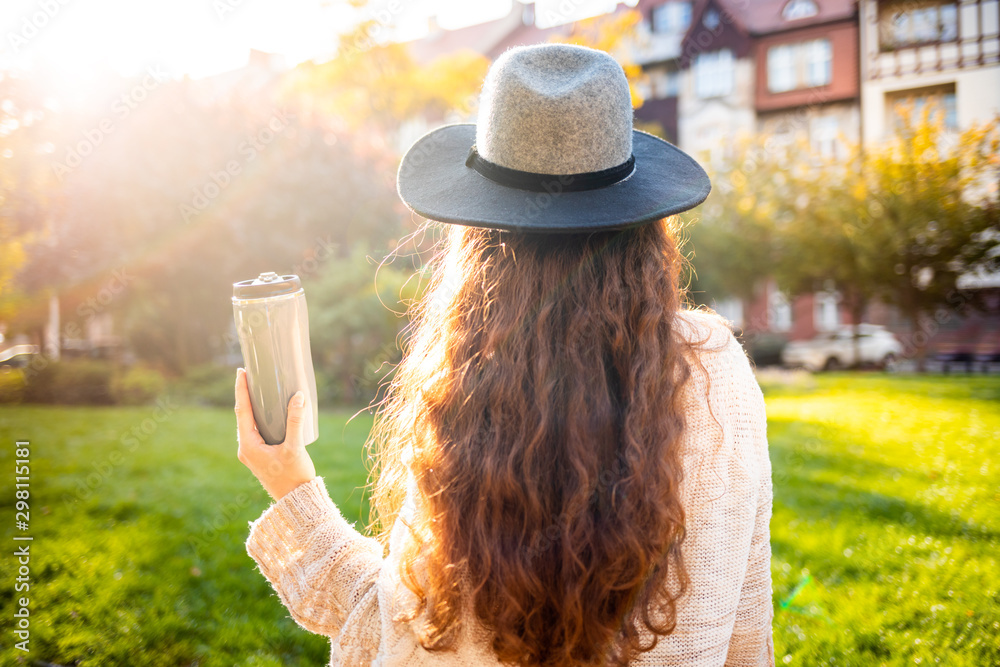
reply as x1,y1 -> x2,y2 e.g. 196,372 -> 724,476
811,115 -> 841,158
703,8 -> 720,29
767,44 -> 795,93
805,39 -> 832,87
782,0 -> 818,20
694,49 -> 734,99
767,39 -> 831,93
888,86 -> 958,132
652,1 -> 692,34
769,289 -> 793,332
647,69 -> 680,98
883,2 -> 958,49
814,291 -> 840,332
714,297 -> 744,328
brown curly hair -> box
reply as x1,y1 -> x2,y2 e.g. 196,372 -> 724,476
367,217 -> 714,666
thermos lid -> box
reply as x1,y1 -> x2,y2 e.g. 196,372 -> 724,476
233,272 -> 302,299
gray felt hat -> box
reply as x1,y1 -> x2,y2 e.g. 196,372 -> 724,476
396,43 -> 712,233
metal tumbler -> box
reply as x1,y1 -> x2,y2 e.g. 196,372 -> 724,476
232,272 -> 319,446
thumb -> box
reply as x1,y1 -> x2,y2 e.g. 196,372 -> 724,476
284,391 -> 306,446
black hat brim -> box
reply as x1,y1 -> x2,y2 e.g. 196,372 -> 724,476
396,124 -> 711,233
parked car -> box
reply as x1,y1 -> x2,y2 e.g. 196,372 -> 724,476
738,331 -> 789,368
781,324 -> 903,372
0,344 -> 40,369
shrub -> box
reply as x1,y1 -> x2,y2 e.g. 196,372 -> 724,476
172,363 -> 237,407
0,368 -> 26,404
112,365 -> 166,405
22,359 -> 115,405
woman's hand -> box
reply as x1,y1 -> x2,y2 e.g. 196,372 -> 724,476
235,367 -> 317,501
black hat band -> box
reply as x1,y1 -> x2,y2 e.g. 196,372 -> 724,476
465,145 -> 635,193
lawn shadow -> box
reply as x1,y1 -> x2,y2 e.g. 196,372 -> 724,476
767,416 -> 997,543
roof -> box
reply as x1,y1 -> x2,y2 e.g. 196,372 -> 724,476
720,0 -> 857,35
407,0 -> 858,68
406,5 -> 525,64
407,1 -> 656,64
485,15 -> 569,59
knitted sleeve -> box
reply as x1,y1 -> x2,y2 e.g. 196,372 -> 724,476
245,476 -> 383,656
724,354 -> 776,666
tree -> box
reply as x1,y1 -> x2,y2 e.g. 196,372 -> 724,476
0,72 -> 56,323
284,23 -> 490,137
768,138 -> 888,366
681,107 -> 1000,372
679,133 -> 789,314
304,243 -> 419,404
859,106 -> 1000,368
551,9 -> 646,108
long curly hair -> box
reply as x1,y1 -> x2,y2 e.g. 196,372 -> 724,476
367,216 -> 714,666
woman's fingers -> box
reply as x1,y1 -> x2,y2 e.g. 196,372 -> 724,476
234,368 -> 261,447
283,391 -> 306,449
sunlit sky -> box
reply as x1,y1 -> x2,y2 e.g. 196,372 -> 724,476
0,0 -> 623,89
0,0 -> 510,80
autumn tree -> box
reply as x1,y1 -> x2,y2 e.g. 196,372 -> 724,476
764,137 -> 888,365
284,21 -> 490,137
0,72 -> 55,323
551,9 -> 646,108
679,133 -> 789,313
858,106 -> 1000,367
694,105 -> 1000,370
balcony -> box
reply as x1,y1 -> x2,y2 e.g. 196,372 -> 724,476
630,25 -> 685,66
864,0 -> 1000,79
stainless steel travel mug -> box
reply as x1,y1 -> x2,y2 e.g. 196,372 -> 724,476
232,272 -> 319,446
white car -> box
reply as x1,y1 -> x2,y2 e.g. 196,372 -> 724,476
781,324 -> 903,371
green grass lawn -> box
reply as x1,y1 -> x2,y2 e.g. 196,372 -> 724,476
0,374 -> 998,666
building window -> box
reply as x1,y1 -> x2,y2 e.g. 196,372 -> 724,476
703,8 -> 721,30
811,115 -> 841,158
648,69 -> 680,98
714,297 -> 744,328
663,70 -> 680,97
769,289 -> 793,332
767,44 -> 795,92
694,49 -> 734,98
782,0 -> 818,20
767,39 -> 831,93
887,84 -> 958,132
815,291 -> 840,332
652,1 -> 692,34
635,77 -> 653,101
879,1 -> 958,50
805,39 -> 832,86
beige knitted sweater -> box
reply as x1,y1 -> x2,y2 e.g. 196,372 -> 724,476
246,308 -> 775,666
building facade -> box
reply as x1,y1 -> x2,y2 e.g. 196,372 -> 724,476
677,0 -> 758,164
859,0 -> 1000,144
402,0 -> 999,357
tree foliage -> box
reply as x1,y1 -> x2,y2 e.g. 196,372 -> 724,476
685,106 -> 1000,366
305,243 -> 421,403
285,24 -> 490,134
551,9 -> 646,108
0,72 -> 56,321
